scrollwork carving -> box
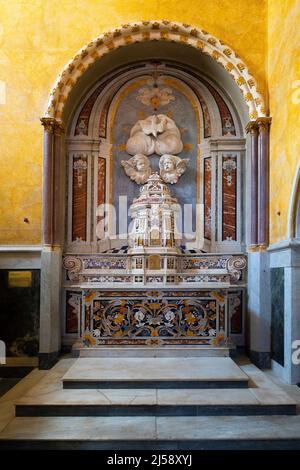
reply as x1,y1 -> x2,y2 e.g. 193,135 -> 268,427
62,256 -> 82,273
227,256 -> 247,281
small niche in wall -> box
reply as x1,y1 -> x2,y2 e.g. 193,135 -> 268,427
271,267 -> 284,366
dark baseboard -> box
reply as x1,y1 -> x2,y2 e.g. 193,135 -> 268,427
249,349 -> 271,369
38,351 -> 59,370
0,366 -> 34,378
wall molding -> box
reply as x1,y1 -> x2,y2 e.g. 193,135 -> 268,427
268,238 -> 300,252
0,246 -> 42,269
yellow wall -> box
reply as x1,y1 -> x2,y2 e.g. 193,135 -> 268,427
0,0 -> 268,244
268,0 -> 300,244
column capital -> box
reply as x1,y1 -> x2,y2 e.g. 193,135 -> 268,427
40,117 -> 65,134
245,120 -> 258,134
257,116 -> 272,132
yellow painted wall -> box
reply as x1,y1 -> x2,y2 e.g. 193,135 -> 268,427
0,0 -> 268,244
268,0 -> 300,244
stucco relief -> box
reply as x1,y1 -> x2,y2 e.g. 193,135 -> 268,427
126,114 -> 183,156
121,113 -> 189,185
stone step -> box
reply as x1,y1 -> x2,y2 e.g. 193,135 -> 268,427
77,345 -> 230,358
15,402 -> 296,417
15,383 -> 297,417
62,357 -> 249,389
1,416 -> 300,450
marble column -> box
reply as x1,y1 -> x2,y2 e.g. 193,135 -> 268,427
39,117 -> 65,369
246,117 -> 272,369
246,121 -> 259,247
257,117 -> 272,249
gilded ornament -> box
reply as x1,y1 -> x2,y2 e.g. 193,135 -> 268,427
244,92 -> 253,102
124,35 -> 133,45
160,31 -> 169,40
190,29 -> 198,37
236,76 -> 246,86
131,25 -> 140,33
91,51 -> 99,60
208,37 -> 217,45
152,22 -> 160,30
212,51 -> 221,60
223,48 -> 232,57
78,64 -> 86,74
250,110 -> 258,120
225,62 -> 234,71
106,41 -> 115,50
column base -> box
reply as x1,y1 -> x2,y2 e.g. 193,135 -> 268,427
38,351 -> 59,370
248,350 -> 271,369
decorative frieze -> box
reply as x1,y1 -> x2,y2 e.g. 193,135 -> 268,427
62,252 -> 247,287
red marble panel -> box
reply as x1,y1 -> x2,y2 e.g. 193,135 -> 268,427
74,86 -> 104,136
229,291 -> 243,335
96,157 -> 106,239
222,155 -> 237,241
99,97 -> 113,138
201,78 -> 236,136
66,291 -> 80,334
198,94 -> 212,138
72,155 -> 87,241
204,157 -> 212,240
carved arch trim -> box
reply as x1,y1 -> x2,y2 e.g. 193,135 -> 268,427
44,21 -> 267,122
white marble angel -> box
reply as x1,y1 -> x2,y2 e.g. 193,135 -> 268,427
121,154 -> 151,185
159,154 -> 189,184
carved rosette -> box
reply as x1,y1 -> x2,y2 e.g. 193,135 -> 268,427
227,256 -> 247,282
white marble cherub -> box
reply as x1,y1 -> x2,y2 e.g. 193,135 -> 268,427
121,154 -> 151,185
159,154 -> 189,184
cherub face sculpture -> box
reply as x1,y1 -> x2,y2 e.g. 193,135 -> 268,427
159,154 -> 189,184
121,154 -> 151,185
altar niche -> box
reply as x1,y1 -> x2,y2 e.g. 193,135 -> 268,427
62,59 -> 247,350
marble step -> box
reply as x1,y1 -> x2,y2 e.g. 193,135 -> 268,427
15,402 -> 296,417
62,357 -> 249,389
1,416 -> 300,450
77,345 -> 230,358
